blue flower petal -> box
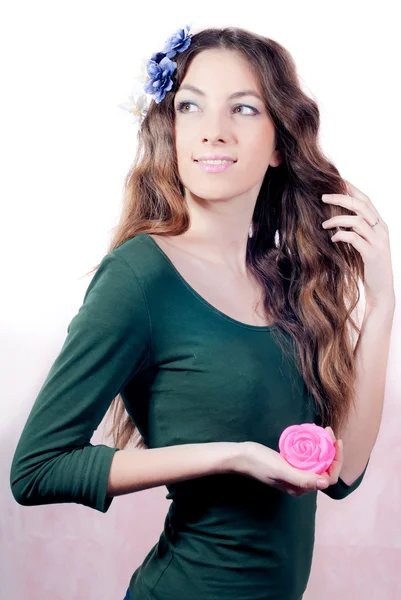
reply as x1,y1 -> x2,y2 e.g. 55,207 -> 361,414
162,24 -> 192,58
143,24 -> 192,103
150,51 -> 167,63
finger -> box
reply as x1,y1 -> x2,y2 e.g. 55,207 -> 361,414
284,467 -> 330,491
326,439 -> 344,482
325,426 -> 336,442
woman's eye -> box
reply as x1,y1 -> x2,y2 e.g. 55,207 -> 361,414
176,101 -> 259,115
233,105 -> 259,115
176,101 -> 197,113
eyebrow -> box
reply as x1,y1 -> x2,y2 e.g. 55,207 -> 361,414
175,84 -> 263,102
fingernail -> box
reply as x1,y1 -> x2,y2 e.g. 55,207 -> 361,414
317,479 -> 329,487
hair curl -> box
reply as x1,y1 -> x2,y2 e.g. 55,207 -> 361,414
90,26 -> 364,450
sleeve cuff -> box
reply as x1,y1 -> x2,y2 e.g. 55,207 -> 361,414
320,456 -> 370,500
93,446 -> 121,513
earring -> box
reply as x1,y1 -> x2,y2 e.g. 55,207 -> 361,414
248,222 -> 253,238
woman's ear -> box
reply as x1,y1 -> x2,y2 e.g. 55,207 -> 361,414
270,148 -> 282,167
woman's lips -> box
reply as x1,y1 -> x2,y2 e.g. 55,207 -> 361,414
194,159 -> 236,173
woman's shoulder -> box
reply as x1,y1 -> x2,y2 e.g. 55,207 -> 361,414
108,233 -> 172,291
112,232 -> 149,259
110,233 -> 158,272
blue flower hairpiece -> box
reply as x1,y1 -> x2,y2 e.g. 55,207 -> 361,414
119,24 -> 193,124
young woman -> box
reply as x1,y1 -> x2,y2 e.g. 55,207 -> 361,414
10,25 -> 394,600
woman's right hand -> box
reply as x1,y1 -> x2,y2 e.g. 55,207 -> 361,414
237,430 -> 344,496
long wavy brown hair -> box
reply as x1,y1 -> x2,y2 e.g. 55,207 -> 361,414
93,26 -> 364,451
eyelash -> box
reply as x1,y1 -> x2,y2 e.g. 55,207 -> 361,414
176,101 -> 260,116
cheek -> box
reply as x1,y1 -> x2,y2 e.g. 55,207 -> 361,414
241,133 -> 274,170
174,132 -> 192,161
237,141 -> 271,172
246,127 -> 273,150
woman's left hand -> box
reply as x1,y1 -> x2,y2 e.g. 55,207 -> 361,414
321,180 -> 395,310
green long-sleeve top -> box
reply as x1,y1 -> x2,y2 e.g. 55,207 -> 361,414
10,232 -> 370,600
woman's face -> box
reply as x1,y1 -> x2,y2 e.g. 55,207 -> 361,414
173,48 -> 281,204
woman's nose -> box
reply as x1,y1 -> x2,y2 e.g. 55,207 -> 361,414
200,114 -> 234,144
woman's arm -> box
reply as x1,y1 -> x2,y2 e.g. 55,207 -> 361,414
10,251 -> 151,514
336,300 -> 395,485
106,442 -> 243,497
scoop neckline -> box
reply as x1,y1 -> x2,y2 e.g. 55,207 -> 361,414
142,233 -> 277,332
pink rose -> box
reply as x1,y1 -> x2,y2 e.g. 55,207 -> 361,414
278,423 -> 336,474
